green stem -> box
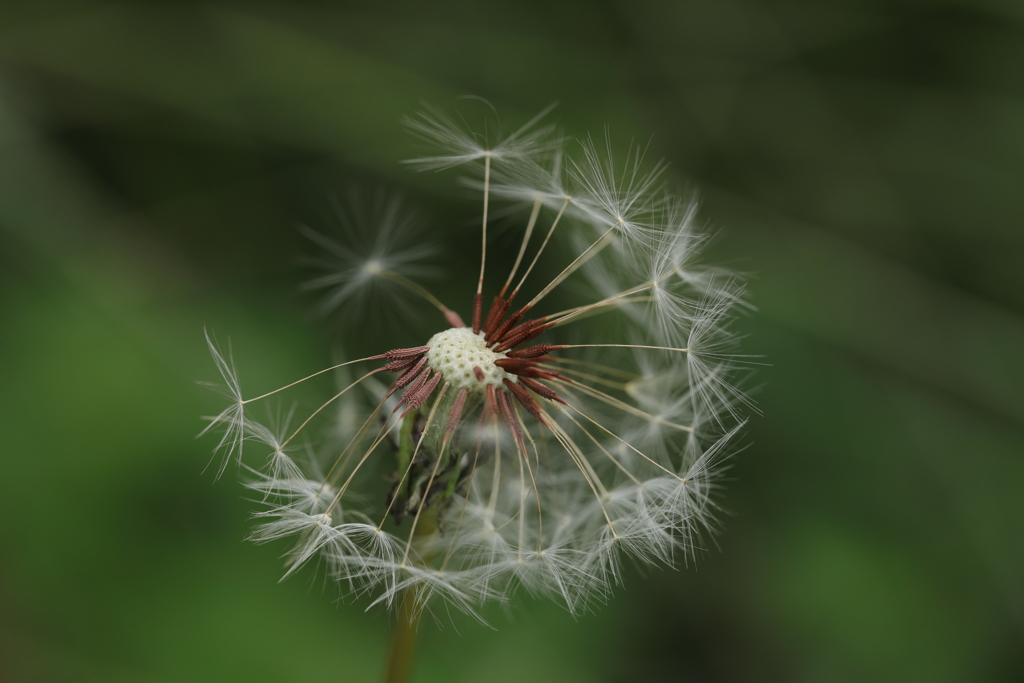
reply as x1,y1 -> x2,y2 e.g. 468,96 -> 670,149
383,407 -> 445,683
383,589 -> 421,683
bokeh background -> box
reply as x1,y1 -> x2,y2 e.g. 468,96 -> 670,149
2,1 -> 1022,681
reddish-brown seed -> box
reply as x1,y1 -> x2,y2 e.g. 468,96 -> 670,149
392,355 -> 429,391
519,376 -> 567,404
487,305 -> 529,346
382,346 -> 430,361
496,389 -> 525,453
507,344 -> 562,358
473,366 -> 486,382
496,357 -> 555,370
382,355 -> 423,373
503,378 -> 542,419
509,366 -> 563,381
472,292 -> 483,334
483,297 -> 513,340
494,321 -> 553,352
494,358 -> 537,373
404,372 -> 441,411
493,316 -> 544,346
482,294 -> 506,338
483,385 -> 498,422
443,308 -> 466,328
400,367 -> 432,402
445,387 -> 470,442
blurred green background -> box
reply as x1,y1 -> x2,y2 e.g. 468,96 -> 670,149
2,1 -> 1022,681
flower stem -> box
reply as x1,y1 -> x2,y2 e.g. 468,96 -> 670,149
383,589 -> 421,683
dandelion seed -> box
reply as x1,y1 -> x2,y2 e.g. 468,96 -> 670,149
300,189 -> 444,329
198,330 -> 245,478
402,103 -> 559,171
201,107 -> 753,628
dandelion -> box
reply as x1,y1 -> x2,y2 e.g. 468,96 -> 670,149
202,106 -> 751,681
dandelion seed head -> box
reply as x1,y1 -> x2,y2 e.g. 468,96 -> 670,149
200,105 -> 754,622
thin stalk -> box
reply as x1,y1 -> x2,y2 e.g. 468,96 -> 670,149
381,398 -> 450,683
383,591 -> 421,683
380,270 -> 458,322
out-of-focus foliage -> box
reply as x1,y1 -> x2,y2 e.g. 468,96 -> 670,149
1,1 -> 1021,681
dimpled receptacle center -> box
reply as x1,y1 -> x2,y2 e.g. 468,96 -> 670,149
425,327 -> 511,393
